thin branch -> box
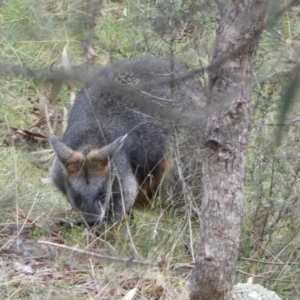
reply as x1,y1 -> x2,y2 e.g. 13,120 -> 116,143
173,127 -> 197,261
236,269 -> 300,284
172,263 -> 194,271
255,64 -> 300,86
0,0 -> 300,89
0,0 -> 298,111
172,261 -> 300,283
0,62 -> 89,82
38,240 -> 158,266
240,257 -> 300,266
0,0 -> 299,134
1,0 -> 298,88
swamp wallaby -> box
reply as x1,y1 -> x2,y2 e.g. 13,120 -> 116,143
50,57 -> 201,227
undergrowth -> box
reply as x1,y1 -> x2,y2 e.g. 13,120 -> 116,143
1,0 -> 300,299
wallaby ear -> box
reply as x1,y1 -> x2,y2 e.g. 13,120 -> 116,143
50,135 -> 84,176
100,134 -> 128,161
50,135 -> 74,163
87,134 -> 128,169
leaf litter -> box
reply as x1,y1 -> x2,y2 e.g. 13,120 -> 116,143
0,217 -> 184,299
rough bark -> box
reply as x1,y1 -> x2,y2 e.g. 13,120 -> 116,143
189,1 -> 267,300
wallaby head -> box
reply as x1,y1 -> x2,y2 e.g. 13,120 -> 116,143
50,134 -> 127,226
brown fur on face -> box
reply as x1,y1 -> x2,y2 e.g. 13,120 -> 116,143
65,152 -> 85,177
64,150 -> 109,177
86,150 -> 109,175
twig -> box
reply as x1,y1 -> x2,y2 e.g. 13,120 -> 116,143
173,127 -> 198,262
171,261 -> 300,283
1,0 -> 299,86
38,240 -> 158,266
240,257 -> 300,266
172,263 -> 194,271
236,269 -> 300,284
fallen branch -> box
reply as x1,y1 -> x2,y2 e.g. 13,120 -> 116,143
240,257 -> 300,266
171,261 -> 300,284
38,240 -> 158,266
236,269 -> 300,284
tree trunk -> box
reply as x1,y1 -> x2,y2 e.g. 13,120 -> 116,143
190,1 -> 267,300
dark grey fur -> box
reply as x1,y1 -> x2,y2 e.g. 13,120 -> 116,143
50,56 -> 201,226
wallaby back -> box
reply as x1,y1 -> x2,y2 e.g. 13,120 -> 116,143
50,57 -> 201,226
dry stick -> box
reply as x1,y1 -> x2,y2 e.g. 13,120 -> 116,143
240,257 -> 300,266
236,269 -> 300,284
172,127 -> 199,262
172,263 -> 300,284
38,241 -> 158,266
172,263 -> 194,271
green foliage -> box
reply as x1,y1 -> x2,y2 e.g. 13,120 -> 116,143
239,80 -> 300,298
1,0 -> 300,299
228,7 -> 300,299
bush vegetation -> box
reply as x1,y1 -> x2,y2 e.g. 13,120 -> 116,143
1,0 -> 300,299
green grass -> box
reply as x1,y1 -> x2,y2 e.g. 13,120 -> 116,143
1,0 -> 300,299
